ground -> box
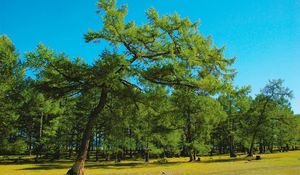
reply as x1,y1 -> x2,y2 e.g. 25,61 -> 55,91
1,151 -> 300,175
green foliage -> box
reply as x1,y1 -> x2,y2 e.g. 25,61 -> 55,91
0,1 -> 298,168
0,35 -> 25,154
171,88 -> 226,158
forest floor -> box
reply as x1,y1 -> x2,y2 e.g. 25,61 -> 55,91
1,151 -> 300,175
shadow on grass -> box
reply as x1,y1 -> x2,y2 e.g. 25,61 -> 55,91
16,159 -> 251,171
18,164 -> 70,170
0,159 -> 72,165
1,156 -> 269,171
203,157 -> 248,163
13,160 -> 182,171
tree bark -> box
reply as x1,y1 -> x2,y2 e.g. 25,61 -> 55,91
67,88 -> 108,175
145,141 -> 149,162
189,154 -> 193,162
248,130 -> 257,157
68,133 -> 75,159
229,135 -> 236,157
36,113 -> 44,162
145,149 -> 149,162
193,150 -> 196,161
228,97 -> 236,157
95,130 -> 100,161
248,97 -> 271,156
259,141 -> 263,154
186,110 -> 193,162
28,129 -> 32,156
86,138 -> 92,161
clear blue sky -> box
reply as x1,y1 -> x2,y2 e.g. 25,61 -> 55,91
1,0 -> 299,113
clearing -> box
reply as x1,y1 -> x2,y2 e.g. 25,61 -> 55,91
1,151 -> 300,175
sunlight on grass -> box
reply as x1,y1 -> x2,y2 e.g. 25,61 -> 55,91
1,151 -> 300,175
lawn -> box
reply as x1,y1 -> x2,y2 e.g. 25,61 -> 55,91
1,151 -> 300,175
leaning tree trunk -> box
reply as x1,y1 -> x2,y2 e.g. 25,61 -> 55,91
67,88 -> 108,175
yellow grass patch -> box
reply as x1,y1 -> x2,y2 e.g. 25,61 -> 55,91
1,151 -> 300,175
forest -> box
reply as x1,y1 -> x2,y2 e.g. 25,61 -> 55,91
0,0 -> 300,175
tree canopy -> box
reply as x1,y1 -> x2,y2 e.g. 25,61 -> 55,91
0,1 -> 299,175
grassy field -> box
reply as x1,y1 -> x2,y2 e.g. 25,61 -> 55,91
1,151 -> 300,175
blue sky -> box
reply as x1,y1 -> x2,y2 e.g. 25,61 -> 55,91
1,0 -> 299,113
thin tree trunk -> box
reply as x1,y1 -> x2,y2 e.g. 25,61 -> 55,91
75,132 -> 80,154
129,128 -> 133,159
248,130 -> 257,156
186,110 -> 193,162
68,133 -> 75,159
36,113 -> 43,162
145,150 -> 149,162
95,131 -> 99,161
248,97 -> 271,156
228,98 -> 236,157
229,135 -> 236,157
129,148 -> 133,159
259,141 -> 263,154
39,113 -> 43,140
193,150 -> 196,161
86,138 -> 92,161
67,88 -> 108,175
189,154 -> 193,162
106,152 -> 110,161
145,141 -> 149,162
29,129 -> 32,156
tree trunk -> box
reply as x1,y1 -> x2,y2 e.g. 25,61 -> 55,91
186,110 -> 193,162
115,153 -> 118,162
229,135 -> 236,157
129,128 -> 133,159
248,130 -> 257,157
39,113 -> 43,141
86,138 -> 92,161
121,149 -> 125,160
248,97 -> 271,156
228,99 -> 236,157
106,152 -> 110,161
269,144 -> 273,153
29,129 -> 32,156
145,150 -> 149,162
193,150 -> 196,161
129,148 -> 133,159
36,113 -> 44,162
189,154 -> 193,162
145,141 -> 149,162
67,88 -> 108,175
95,149 -> 99,161
259,142 -> 263,154
95,131 -> 99,161
68,133 -> 75,159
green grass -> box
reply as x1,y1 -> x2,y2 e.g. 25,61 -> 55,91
1,151 -> 300,175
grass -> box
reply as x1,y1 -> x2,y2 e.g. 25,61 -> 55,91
1,151 -> 300,175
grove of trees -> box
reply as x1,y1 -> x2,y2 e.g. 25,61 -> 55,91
0,1 -> 299,175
